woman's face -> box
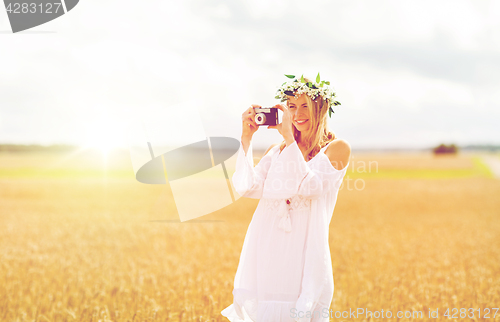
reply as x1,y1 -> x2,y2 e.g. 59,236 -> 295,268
287,94 -> 311,133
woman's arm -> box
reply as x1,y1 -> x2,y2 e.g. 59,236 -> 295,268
232,141 -> 278,199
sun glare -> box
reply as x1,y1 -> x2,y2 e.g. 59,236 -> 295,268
82,117 -> 127,157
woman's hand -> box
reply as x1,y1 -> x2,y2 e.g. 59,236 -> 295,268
268,104 -> 295,145
241,105 -> 260,140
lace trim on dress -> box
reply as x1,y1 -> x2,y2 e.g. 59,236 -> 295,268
263,195 -> 311,213
262,195 -> 311,233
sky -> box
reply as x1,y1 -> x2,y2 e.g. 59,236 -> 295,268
0,0 -> 499,150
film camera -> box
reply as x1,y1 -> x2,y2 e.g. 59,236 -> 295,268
254,107 -> 279,126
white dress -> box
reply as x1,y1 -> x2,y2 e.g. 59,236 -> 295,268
221,140 -> 349,322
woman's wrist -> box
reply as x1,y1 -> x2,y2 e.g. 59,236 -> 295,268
241,135 -> 253,144
241,135 -> 252,155
284,135 -> 295,147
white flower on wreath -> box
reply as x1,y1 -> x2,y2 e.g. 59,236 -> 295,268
274,73 -> 342,117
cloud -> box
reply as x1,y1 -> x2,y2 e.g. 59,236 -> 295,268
0,0 -> 499,148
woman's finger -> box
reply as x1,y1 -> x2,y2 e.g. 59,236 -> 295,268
245,119 -> 258,129
248,114 -> 257,127
274,104 -> 286,112
244,113 -> 258,126
243,112 -> 254,121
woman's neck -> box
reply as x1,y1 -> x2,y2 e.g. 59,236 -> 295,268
296,139 -> 310,159
296,137 -> 309,149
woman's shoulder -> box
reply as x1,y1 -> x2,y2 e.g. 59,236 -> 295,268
326,138 -> 350,149
323,139 -> 351,170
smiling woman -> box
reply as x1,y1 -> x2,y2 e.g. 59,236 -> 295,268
221,73 -> 350,322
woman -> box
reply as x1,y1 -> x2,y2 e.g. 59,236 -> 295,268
221,75 -> 351,322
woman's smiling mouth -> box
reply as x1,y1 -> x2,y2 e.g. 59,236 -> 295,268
295,119 -> 309,125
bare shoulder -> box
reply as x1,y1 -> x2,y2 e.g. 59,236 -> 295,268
324,139 -> 351,170
263,143 -> 279,156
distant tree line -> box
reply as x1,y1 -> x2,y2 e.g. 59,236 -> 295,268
431,143 -> 500,154
0,144 -> 79,152
460,144 -> 500,152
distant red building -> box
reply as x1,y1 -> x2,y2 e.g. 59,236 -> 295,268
433,144 -> 458,155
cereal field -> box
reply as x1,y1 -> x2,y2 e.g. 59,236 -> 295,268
1,149 -> 499,321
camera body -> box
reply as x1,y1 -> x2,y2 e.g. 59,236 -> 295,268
254,107 -> 278,126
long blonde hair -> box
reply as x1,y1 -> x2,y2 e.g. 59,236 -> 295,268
278,77 -> 336,160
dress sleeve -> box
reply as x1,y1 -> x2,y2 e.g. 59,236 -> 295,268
262,141 -> 346,200
231,140 -> 276,199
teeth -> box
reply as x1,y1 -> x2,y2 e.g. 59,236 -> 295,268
296,120 -> 307,124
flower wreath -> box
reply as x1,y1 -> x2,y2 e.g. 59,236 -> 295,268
274,73 -> 341,118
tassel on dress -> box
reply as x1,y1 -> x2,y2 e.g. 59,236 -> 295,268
277,199 -> 292,232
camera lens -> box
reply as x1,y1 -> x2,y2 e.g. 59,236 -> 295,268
255,113 -> 266,125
